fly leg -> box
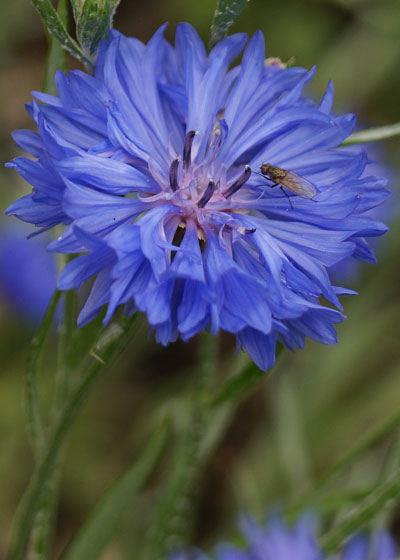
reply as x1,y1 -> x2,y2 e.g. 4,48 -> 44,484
279,185 -> 294,208
266,182 -> 294,208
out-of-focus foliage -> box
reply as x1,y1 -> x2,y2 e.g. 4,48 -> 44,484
0,0 -> 399,557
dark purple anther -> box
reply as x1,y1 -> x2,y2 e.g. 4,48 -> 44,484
223,165 -> 251,198
169,158 -> 180,192
198,180 -> 215,209
183,130 -> 197,170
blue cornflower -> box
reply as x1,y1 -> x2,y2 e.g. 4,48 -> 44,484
6,24 -> 390,369
0,224 -> 57,323
169,514 -> 397,560
342,532 -> 398,560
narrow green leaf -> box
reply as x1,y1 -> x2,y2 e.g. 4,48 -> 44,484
76,0 -> 116,57
273,373 -> 312,493
31,0 -> 92,68
208,345 -> 283,408
321,470 -> 400,554
6,316 -> 138,560
61,421 -> 170,560
209,361 -> 264,407
288,405 -> 400,519
342,122 -> 400,145
25,290 -> 62,458
209,0 -> 250,49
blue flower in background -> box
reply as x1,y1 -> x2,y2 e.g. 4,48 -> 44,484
342,532 -> 398,560
6,24 -> 390,369
169,514 -> 397,560
0,224 -> 57,323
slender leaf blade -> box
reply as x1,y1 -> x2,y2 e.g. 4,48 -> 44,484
208,344 -> 283,408
209,0 -> 250,48
321,470 -> 400,554
288,404 -> 400,520
342,122 -> 400,145
61,421 -> 170,560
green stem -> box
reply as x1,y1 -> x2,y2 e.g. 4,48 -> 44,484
25,290 -> 62,458
27,3 -> 70,551
31,289 -> 78,560
54,289 -> 77,416
144,332 -> 218,559
287,405 -> 400,519
42,0 -> 68,94
7,316 -> 137,560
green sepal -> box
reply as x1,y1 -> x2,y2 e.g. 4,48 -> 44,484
76,0 -> 121,58
209,0 -> 250,49
69,0 -> 85,22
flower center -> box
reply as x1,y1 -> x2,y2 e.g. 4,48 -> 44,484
167,129 -> 251,218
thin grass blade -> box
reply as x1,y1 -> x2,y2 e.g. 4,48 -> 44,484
61,420 -> 170,560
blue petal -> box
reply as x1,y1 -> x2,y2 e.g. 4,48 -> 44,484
12,129 -> 43,157
55,154 -> 158,194
236,328 -> 276,371
58,227 -> 115,290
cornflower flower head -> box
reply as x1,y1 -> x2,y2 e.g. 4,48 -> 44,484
6,24 -> 389,369
169,514 -> 398,560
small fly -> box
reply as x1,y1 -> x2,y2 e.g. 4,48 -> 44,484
259,163 -> 318,206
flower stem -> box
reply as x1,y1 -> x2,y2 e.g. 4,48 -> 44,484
7,316 -> 137,560
29,289 -> 78,560
144,332 -> 218,559
25,290 -> 62,459
42,0 -> 68,94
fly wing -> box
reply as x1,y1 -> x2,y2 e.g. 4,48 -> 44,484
281,170 -> 318,199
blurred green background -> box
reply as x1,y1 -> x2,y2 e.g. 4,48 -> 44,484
1,0 -> 400,558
